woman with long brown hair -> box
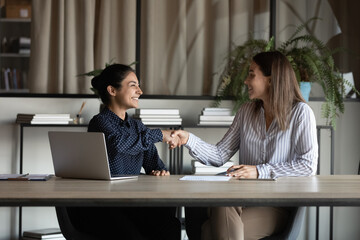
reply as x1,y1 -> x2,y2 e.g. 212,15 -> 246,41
171,51 -> 318,239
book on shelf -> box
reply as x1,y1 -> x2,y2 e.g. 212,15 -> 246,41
16,113 -> 72,124
134,118 -> 182,122
203,107 -> 232,112
198,121 -> 232,126
133,114 -> 181,119
19,48 -> 31,55
133,108 -> 182,125
0,174 -> 53,181
8,37 -> 31,54
3,68 -> 10,90
198,108 -> 234,125
23,228 -> 64,239
135,108 -> 180,115
199,115 -> 235,121
202,108 -> 232,116
1,67 -> 27,91
22,237 -> 65,240
141,121 -> 182,126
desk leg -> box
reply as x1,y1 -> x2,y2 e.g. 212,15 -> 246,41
316,126 -> 334,240
19,125 -> 24,239
19,207 -> 22,239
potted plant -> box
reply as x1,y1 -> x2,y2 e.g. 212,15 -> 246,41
214,19 -> 358,129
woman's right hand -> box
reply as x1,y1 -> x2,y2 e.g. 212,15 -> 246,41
170,130 -> 189,148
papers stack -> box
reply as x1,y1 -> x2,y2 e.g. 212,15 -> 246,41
22,228 -> 65,240
133,108 -> 182,126
192,160 -> 234,175
180,175 -> 231,181
198,108 -> 234,126
16,113 -> 72,125
0,174 -> 52,181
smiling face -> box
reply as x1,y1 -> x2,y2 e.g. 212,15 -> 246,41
111,72 -> 143,111
244,61 -> 271,102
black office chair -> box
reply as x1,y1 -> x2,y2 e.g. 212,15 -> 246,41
57,206 -> 181,240
185,207 -> 306,240
55,207 -> 98,240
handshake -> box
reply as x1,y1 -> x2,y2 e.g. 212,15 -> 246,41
161,130 -> 189,149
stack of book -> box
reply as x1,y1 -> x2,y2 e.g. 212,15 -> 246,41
16,113 -> 72,125
17,37 -> 31,55
192,160 -> 234,175
0,67 -> 28,91
2,37 -> 31,55
198,108 -> 234,126
22,228 -> 65,240
133,108 -> 182,126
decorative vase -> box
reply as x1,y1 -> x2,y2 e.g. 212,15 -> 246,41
300,82 -> 311,102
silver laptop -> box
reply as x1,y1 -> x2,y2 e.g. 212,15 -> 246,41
48,131 -> 138,181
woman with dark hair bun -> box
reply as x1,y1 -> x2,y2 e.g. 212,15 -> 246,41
89,64 -> 177,176
170,51 -> 318,239
67,64 -> 181,239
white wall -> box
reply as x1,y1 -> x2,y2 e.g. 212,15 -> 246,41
0,96 -> 359,240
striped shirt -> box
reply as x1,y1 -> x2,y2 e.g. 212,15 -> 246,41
186,102 -> 318,178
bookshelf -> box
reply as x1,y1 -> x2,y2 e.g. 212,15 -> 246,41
0,18 -> 31,93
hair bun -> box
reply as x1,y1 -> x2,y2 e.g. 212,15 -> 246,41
91,75 -> 104,91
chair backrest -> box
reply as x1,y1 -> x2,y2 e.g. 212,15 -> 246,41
260,207 -> 306,240
55,207 -> 98,240
185,207 -> 306,240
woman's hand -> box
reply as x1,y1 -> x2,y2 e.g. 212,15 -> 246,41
169,130 -> 189,148
161,130 -> 181,149
227,165 -> 258,179
150,170 -> 170,176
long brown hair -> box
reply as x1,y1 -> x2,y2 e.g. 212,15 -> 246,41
252,51 -> 305,130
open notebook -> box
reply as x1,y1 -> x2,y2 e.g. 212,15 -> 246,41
48,131 -> 138,181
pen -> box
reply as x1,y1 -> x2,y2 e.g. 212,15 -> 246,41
78,101 -> 86,115
18,173 -> 29,178
226,168 -> 240,176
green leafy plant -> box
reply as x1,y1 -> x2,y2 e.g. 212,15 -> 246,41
215,18 -> 358,129
214,37 -> 275,112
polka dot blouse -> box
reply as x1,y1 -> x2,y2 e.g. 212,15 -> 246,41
88,107 -> 167,175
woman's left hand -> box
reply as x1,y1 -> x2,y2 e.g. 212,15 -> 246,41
227,165 -> 258,179
150,170 -> 170,176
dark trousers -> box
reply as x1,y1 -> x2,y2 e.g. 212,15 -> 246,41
67,207 -> 181,240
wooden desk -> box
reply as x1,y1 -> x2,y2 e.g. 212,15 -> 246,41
1,175 -> 359,207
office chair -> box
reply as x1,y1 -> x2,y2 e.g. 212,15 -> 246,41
185,207 -> 306,240
57,207 -> 181,240
260,207 -> 306,240
55,207 -> 98,240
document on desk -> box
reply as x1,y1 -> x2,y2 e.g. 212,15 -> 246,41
179,175 -> 232,181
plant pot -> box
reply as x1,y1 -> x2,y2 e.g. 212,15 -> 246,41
300,82 -> 311,102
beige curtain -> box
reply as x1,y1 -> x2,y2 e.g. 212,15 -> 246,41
29,0 -> 345,95
29,0 -> 136,94
140,0 -> 269,96
28,0 -> 268,95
